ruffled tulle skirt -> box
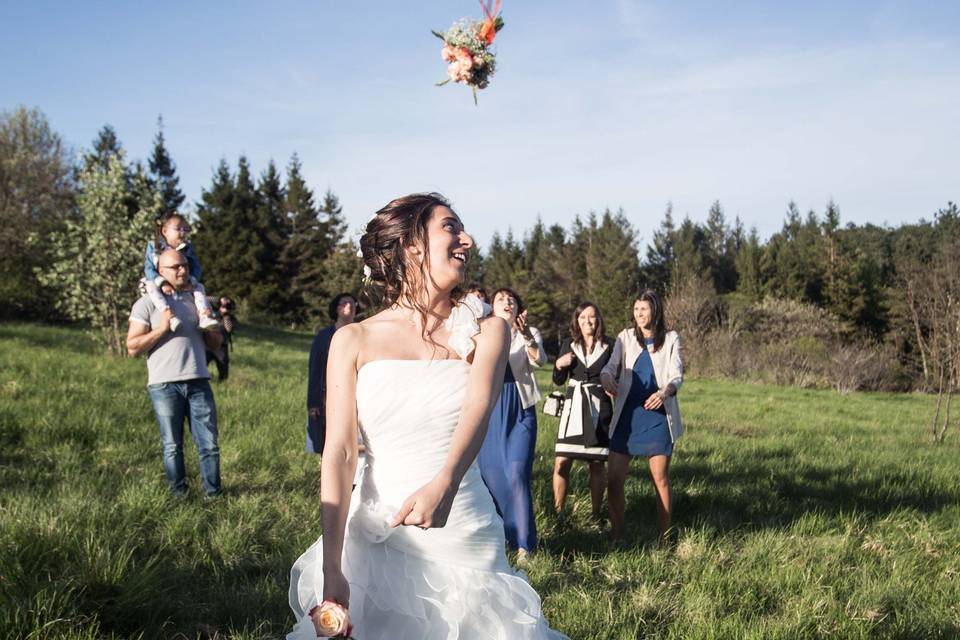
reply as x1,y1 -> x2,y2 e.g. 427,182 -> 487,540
288,494 -> 568,639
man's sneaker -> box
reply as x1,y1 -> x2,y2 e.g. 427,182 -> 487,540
169,317 -> 182,333
199,316 -> 220,331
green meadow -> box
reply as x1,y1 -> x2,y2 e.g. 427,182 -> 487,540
1,322 -> 958,639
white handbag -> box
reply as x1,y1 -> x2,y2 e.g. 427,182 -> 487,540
542,390 -> 565,417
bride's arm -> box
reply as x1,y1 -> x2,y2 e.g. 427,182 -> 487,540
391,315 -> 509,529
441,315 -> 510,491
319,324 -> 362,606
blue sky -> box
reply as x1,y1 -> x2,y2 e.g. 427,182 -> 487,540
3,1 -> 959,250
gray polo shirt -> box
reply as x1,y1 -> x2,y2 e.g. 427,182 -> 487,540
129,292 -> 211,386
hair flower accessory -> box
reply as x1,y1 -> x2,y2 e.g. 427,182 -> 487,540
433,0 -> 504,104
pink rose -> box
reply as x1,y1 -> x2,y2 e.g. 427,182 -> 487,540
441,44 -> 457,62
447,62 -> 462,82
452,46 -> 473,68
448,60 -> 473,83
311,601 -> 353,638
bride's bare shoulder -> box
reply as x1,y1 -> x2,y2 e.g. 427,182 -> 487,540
350,308 -> 413,365
329,321 -> 364,353
357,308 -> 407,336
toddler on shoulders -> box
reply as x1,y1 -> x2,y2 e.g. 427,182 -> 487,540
143,212 -> 218,333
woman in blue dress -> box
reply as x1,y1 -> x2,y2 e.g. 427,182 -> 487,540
478,287 -> 545,562
601,290 -> 684,545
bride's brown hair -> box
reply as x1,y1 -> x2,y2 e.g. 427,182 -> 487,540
359,192 -> 464,336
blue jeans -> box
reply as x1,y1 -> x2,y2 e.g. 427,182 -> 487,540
147,379 -> 221,496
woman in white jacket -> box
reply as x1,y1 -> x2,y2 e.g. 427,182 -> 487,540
477,287 -> 546,562
600,290 -> 684,545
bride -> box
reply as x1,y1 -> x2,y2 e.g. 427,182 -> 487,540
288,193 -> 568,639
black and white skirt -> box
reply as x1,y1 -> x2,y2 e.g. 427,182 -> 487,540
554,381 -> 611,462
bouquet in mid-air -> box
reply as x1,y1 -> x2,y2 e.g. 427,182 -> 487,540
433,0 -> 504,103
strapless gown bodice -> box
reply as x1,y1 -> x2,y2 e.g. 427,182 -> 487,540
288,359 -> 568,640
355,360 -> 483,512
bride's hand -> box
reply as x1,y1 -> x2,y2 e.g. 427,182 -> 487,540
390,476 -> 455,529
320,568 -> 351,611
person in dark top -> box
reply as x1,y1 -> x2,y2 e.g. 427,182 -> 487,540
551,302 -> 612,525
206,296 -> 236,381
306,293 -> 358,454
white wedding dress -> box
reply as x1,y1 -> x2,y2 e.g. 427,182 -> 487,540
288,323 -> 569,639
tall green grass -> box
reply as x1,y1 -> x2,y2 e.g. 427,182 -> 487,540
1,322 -> 958,639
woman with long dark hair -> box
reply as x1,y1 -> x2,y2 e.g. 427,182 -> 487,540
601,290 -> 684,545
551,302 -> 612,524
477,287 -> 546,563
287,193 -> 567,639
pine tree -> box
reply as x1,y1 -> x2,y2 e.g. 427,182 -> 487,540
318,188 -> 348,257
522,218 -> 546,276
703,201 -> 738,293
643,203 -> 675,291
483,230 -> 526,293
282,155 -> 326,322
148,116 -> 185,214
247,160 -> 288,314
313,190 -> 358,319
193,159 -> 239,298
671,216 -> 707,285
224,156 -> 263,302
84,125 -> 140,219
820,204 -> 887,336
584,209 -> 641,334
735,227 -> 763,302
461,244 -> 486,287
86,125 -> 122,171
762,202 -> 816,301
528,222 -> 577,347
822,200 -> 842,307
800,209 -> 825,303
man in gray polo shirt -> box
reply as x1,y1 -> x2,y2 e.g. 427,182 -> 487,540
127,248 -> 224,498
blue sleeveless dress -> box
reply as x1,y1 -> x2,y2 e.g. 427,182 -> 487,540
477,363 -> 538,551
609,338 -> 673,457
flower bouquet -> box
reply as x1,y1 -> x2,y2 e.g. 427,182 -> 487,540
432,0 -> 505,104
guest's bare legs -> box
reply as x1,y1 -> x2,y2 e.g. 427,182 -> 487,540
552,456 -> 572,512
648,454 -> 672,538
607,452 -> 631,542
588,460 -> 606,519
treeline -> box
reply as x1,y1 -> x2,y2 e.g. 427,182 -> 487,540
463,200 -> 959,395
1,106 -> 361,353
191,156 -> 361,323
3,105 -> 958,398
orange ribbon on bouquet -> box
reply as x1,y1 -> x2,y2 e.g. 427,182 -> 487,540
478,0 -> 501,45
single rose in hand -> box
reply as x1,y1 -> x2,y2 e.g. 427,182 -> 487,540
311,600 -> 353,638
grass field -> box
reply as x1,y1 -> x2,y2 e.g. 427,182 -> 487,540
1,321 -> 959,639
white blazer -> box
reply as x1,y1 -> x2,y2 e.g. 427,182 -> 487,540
600,328 -> 685,442
507,327 -> 546,410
